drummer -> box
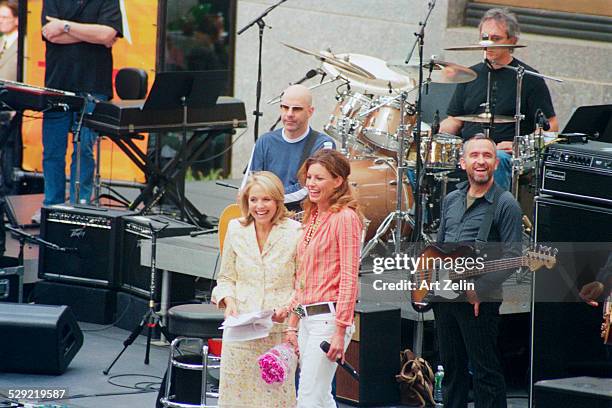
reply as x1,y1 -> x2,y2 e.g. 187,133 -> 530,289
243,84 -> 335,211
439,8 -> 557,190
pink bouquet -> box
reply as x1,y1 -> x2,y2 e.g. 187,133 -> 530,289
257,343 -> 297,385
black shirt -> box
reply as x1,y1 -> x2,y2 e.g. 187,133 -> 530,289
446,58 -> 555,143
42,0 -> 123,97
437,181 -> 523,300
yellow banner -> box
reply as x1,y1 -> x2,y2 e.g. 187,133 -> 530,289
22,0 -> 158,183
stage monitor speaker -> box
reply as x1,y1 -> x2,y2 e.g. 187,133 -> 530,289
0,303 -> 83,374
119,214 -> 196,302
335,302 -> 401,406
534,377 -> 612,408
38,205 -> 135,287
532,197 -> 612,386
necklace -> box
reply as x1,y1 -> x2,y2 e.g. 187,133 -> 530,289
303,210 -> 322,247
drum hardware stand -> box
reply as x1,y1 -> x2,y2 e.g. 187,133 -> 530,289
480,58 -> 498,140
103,222 -> 171,375
361,1 -> 438,258
498,62 -> 563,200
238,0 -> 288,142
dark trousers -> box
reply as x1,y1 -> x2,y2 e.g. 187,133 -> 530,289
432,302 -> 506,408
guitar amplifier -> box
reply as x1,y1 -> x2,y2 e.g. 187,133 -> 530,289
119,214 -> 196,301
541,141 -> 612,206
38,205 -> 136,287
335,302 -> 401,406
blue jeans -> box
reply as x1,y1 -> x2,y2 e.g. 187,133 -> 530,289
42,93 -> 107,206
494,151 -> 512,191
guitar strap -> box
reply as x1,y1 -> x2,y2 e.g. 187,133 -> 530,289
298,128 -> 317,170
475,183 -> 504,245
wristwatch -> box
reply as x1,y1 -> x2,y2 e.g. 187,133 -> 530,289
63,23 -> 71,33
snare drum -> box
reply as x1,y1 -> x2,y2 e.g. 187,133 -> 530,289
348,157 -> 413,240
324,91 -> 372,139
407,133 -> 463,170
360,96 -> 416,156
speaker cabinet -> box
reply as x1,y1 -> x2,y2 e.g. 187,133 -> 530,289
335,302 -> 401,406
33,280 -> 116,324
0,303 -> 83,374
38,205 -> 135,287
119,214 -> 196,302
532,197 -> 612,385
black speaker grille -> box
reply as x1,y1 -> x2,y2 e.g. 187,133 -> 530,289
38,206 -> 135,287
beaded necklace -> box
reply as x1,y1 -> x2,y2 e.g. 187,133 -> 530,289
303,210 -> 321,247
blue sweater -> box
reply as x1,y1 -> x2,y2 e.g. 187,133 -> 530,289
249,128 -> 335,203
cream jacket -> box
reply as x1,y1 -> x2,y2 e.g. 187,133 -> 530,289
211,218 -> 302,331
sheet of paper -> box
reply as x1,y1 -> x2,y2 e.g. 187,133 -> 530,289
220,310 -> 274,342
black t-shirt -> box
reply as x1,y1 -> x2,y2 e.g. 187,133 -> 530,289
42,0 -> 123,97
446,58 -> 555,142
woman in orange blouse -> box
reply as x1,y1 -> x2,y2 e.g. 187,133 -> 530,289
284,149 -> 362,407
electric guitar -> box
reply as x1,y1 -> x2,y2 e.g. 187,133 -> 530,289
410,244 -> 557,310
602,296 -> 612,345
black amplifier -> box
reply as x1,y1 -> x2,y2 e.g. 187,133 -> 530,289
119,214 -> 196,301
39,205 -> 136,287
541,141 -> 612,206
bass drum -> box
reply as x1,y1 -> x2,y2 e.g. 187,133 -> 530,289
348,157 -> 413,241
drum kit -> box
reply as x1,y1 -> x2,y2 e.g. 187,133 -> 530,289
276,37 -> 561,256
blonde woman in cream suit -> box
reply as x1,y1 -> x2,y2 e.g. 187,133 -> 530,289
212,171 -> 301,408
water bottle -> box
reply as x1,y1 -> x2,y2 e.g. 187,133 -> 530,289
434,364 -> 444,405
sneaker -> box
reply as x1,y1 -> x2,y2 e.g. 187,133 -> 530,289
31,209 -> 41,224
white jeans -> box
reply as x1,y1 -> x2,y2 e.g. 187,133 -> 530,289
296,314 -> 355,408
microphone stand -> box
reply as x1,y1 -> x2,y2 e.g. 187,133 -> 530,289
104,222 -> 171,375
409,0 -> 436,245
238,0 -> 289,143
6,225 -> 75,266
400,1 -> 437,360
72,96 -> 89,204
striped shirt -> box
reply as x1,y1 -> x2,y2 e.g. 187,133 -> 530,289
292,207 -> 361,327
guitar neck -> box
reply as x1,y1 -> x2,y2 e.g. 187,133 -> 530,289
449,256 -> 526,280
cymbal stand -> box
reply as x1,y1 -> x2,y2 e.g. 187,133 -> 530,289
360,156 -> 415,261
481,58 -> 497,139
499,62 -> 563,199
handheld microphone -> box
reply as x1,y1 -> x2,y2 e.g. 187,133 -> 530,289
535,109 -> 550,131
320,341 -> 359,381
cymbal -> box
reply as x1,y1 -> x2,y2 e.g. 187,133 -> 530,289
388,59 -> 477,84
282,42 -> 375,79
455,113 -> 515,123
445,43 -> 526,51
323,53 -> 414,95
